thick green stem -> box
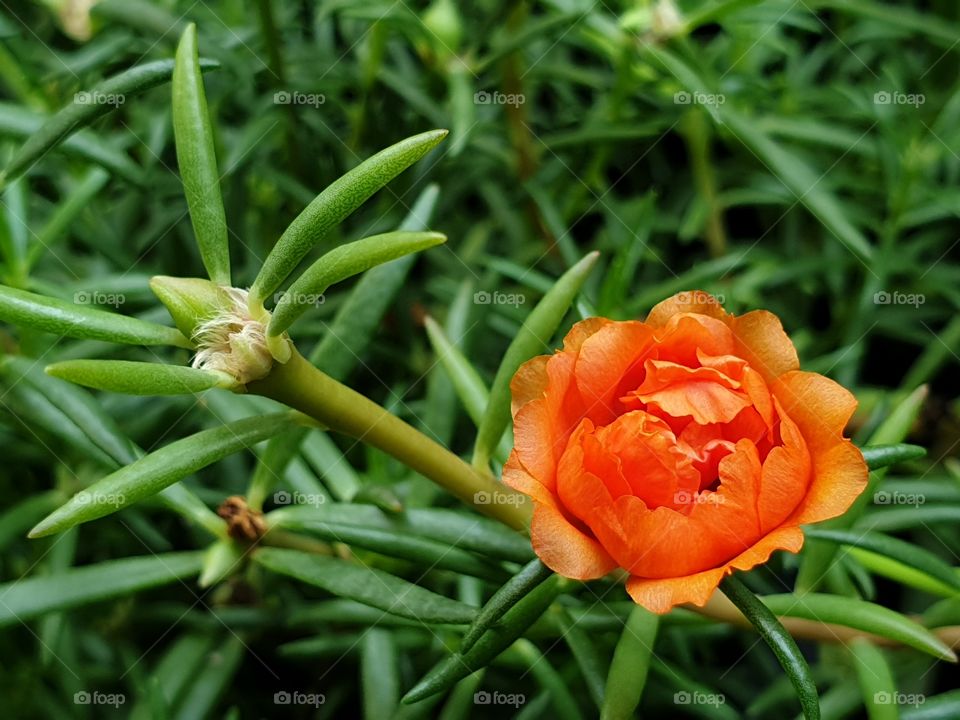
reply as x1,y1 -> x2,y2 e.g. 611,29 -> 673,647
248,349 -> 532,531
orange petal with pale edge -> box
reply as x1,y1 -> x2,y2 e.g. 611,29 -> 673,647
729,310 -> 799,381
510,355 -> 550,417
502,451 -> 554,506
625,526 -> 805,613
562,316 -> 611,353
529,502 -> 617,580
511,350 -> 581,488
756,403 -> 810,534
793,440 -> 868,525
574,320 -> 652,421
772,371 -> 858,452
646,291 -> 728,327
629,359 -> 751,425
773,372 -> 867,523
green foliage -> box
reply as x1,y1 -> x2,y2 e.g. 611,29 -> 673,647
172,24 -> 230,285
721,575 -> 821,720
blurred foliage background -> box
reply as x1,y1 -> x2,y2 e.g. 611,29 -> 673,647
0,0 -> 958,717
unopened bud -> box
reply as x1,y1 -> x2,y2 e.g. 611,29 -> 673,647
151,277 -> 292,388
149,276 -> 233,340
423,0 -> 463,56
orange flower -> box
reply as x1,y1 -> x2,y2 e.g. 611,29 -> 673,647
504,291 -> 868,613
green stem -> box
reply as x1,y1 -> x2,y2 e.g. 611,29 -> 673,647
261,528 -> 334,555
720,575 -> 821,720
248,349 -> 532,531
682,109 -> 727,257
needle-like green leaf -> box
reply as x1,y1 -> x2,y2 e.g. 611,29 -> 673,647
268,503 -> 533,563
266,515 -> 505,581
46,359 -> 233,396
761,592 -> 957,662
198,538 -> 246,588
402,575 -> 562,703
249,129 -> 448,305
849,639 -> 899,720
2,357 -> 223,537
172,23 -> 230,285
362,629 -> 400,720
0,551 -> 204,627
0,283 -> 191,347
472,251 -> 598,470
308,184 -> 440,378
268,230 -> 446,335
0,102 -> 143,184
601,605 -> 660,720
1,58 -> 219,187
460,559 -> 553,654
424,315 -> 489,426
721,575 -> 821,720
804,527 -> 960,594
861,443 -> 927,470
253,547 -> 478,624
29,412 -> 297,537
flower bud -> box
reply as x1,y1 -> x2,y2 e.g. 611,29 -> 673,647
423,0 -> 463,57
651,0 -> 685,38
199,538 -> 245,588
151,276 -> 292,388
149,276 -> 233,340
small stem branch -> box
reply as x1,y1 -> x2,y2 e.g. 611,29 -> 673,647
694,589 -> 960,651
260,528 -> 333,556
248,349 -> 532,531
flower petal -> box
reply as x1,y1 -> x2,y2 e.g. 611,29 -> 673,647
574,320 -> 653,422
510,355 -> 550,417
646,291 -> 728,327
529,502 -> 617,579
729,310 -> 799,381
625,525 -> 804,613
793,440 -> 868,525
511,350 -> 583,488
628,359 -> 752,425
773,372 -> 867,523
757,402 -> 811,533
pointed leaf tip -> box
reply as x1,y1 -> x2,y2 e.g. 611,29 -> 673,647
173,22 -> 231,285
250,129 -> 449,303
268,230 -> 447,335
